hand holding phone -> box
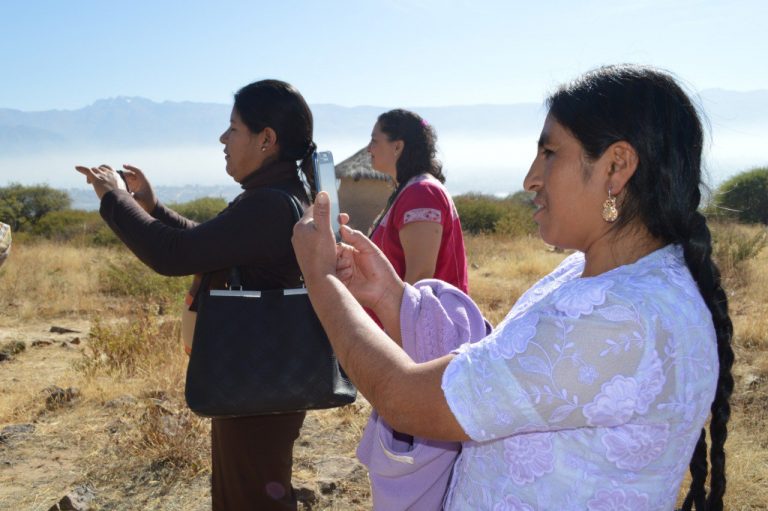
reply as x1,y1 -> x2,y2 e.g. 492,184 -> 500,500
313,151 -> 341,242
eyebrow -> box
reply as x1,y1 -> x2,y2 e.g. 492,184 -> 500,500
537,132 -> 550,148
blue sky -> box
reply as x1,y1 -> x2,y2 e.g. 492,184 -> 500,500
1,0 -> 766,111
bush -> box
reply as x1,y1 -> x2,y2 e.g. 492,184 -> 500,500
30,209 -> 119,245
711,167 -> 768,224
100,257 -> 191,311
169,197 -> 227,223
455,192 -> 536,236
455,193 -> 507,234
711,221 -> 768,285
495,203 -> 538,237
0,183 -> 71,231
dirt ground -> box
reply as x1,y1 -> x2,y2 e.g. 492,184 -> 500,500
0,319 -> 372,511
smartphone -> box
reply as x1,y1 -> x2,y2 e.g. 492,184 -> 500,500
313,151 -> 341,242
116,170 -> 131,193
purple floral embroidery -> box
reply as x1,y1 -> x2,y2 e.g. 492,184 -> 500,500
587,488 -> 650,510
493,494 -> 535,511
579,364 -> 599,385
635,351 -> 665,413
490,313 -> 538,360
554,279 -> 612,318
602,424 -> 670,470
583,376 -> 639,426
502,433 -> 555,484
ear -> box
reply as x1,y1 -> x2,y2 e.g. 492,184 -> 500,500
602,141 -> 638,195
260,127 -> 278,149
394,140 -> 404,155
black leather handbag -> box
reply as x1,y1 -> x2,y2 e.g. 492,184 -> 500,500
184,191 -> 356,417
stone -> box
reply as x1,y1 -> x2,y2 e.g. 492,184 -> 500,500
0,423 -> 35,444
44,386 -> 81,410
31,340 -> 54,347
295,485 -> 319,508
50,326 -> 80,334
47,484 -> 96,511
0,340 -> 26,361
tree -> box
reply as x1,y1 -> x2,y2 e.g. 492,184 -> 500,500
0,183 -> 72,231
712,167 -> 768,224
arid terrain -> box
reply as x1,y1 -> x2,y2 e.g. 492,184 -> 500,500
1,229 -> 767,510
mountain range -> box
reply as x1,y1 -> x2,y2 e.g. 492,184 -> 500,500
1,90 -> 767,207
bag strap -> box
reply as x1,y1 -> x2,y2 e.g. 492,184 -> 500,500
193,188 -> 306,305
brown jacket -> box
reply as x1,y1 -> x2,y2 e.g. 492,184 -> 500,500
99,160 -> 308,293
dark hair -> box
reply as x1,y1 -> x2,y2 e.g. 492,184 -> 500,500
547,64 -> 733,510
234,79 -> 316,200
371,109 -> 445,233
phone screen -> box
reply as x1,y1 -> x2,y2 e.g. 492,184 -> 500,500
313,151 -> 341,241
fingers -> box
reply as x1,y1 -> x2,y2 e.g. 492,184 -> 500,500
75,165 -> 96,184
122,164 -> 145,178
340,224 -> 379,254
339,212 -> 350,226
311,191 -> 334,237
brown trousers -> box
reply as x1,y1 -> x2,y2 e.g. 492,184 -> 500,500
211,412 -> 306,510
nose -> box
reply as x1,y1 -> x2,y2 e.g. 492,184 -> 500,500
219,129 -> 228,145
523,157 -> 541,192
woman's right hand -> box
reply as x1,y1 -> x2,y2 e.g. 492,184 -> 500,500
335,223 -> 404,312
120,164 -> 158,213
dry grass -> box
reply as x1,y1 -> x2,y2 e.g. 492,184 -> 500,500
1,229 -> 767,509
0,240 -> 113,323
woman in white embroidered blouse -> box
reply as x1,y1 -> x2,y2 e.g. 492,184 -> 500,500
292,65 -> 734,510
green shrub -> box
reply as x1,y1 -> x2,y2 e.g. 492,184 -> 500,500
30,209 -> 119,245
169,197 -> 227,223
455,193 -> 506,234
100,257 -> 190,310
455,192 -> 536,236
495,203 -> 538,237
0,183 -> 71,231
711,167 -> 768,224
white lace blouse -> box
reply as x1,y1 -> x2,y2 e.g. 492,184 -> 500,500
442,244 -> 718,510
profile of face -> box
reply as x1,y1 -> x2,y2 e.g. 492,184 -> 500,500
524,113 -> 611,251
219,107 -> 272,183
367,122 -> 402,179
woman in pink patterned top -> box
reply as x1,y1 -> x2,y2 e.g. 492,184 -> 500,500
367,109 -> 468,293
360,109 -> 470,509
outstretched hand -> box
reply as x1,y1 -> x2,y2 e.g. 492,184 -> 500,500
120,164 -> 157,213
74,164 -> 124,200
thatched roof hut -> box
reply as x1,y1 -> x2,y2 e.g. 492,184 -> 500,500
335,147 -> 393,232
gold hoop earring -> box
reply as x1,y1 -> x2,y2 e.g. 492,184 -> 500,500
602,187 -> 618,223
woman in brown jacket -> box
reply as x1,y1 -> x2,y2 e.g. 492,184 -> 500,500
76,79 -> 315,510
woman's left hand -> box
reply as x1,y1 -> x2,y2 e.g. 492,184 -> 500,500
75,164 -> 125,199
292,192 -> 340,285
